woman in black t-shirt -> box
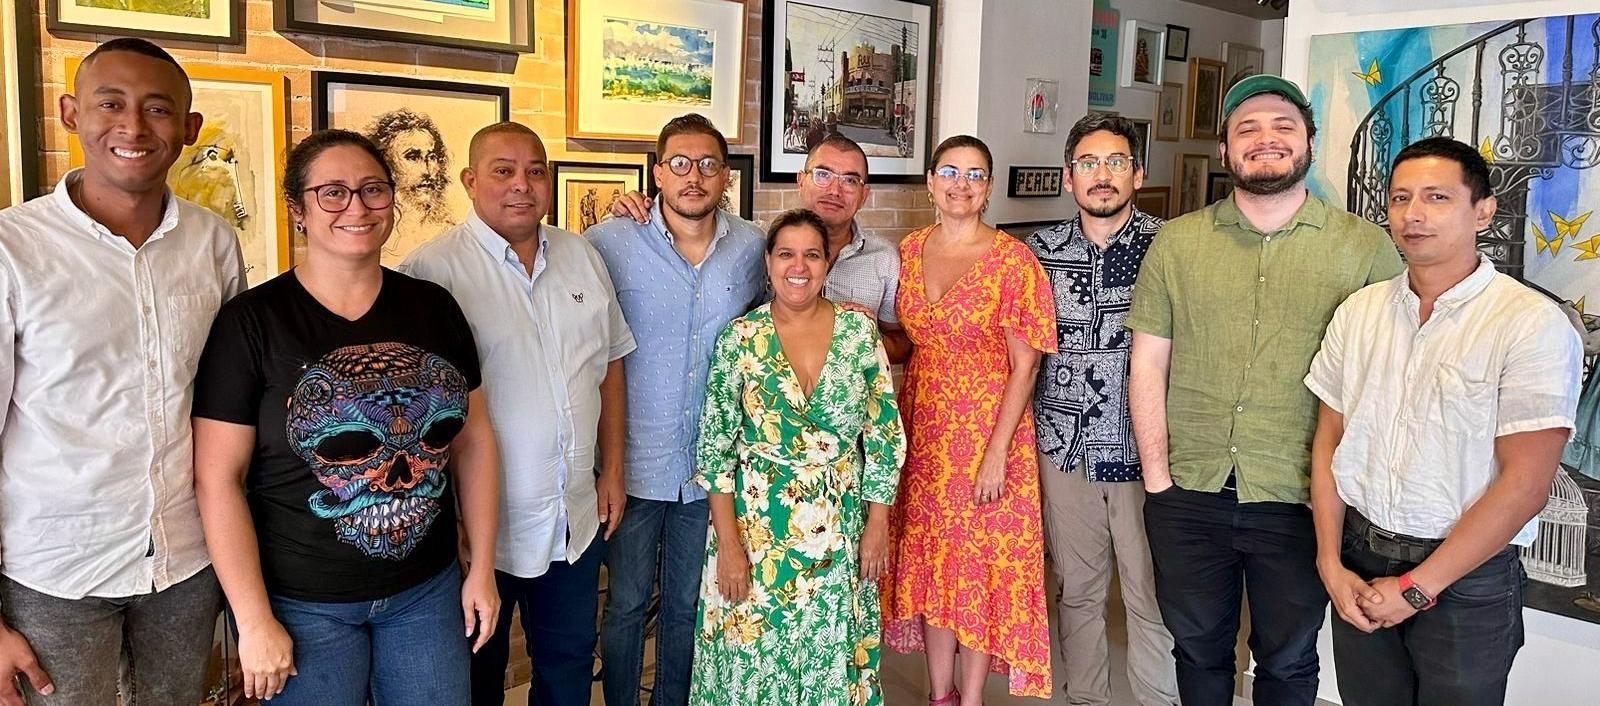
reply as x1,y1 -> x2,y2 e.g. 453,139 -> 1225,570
192,129 -> 500,706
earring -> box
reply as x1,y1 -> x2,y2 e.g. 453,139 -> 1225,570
293,222 -> 306,234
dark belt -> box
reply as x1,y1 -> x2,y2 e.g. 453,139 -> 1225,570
1345,509 -> 1443,564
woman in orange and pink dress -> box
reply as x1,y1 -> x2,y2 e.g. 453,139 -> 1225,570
882,135 -> 1057,705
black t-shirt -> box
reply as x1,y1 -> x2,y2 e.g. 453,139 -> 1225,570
194,268 -> 481,602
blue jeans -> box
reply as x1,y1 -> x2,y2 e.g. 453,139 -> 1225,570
600,496 -> 709,706
1144,485 -> 1329,706
267,564 -> 470,706
1331,521 -> 1525,706
471,537 -> 606,706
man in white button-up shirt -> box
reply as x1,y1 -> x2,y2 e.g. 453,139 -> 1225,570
0,39 -> 245,706
400,122 -> 634,706
1306,137 -> 1582,706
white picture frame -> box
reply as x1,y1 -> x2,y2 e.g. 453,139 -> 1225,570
1119,20 -> 1167,90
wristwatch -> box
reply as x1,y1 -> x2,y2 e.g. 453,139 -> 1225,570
1398,573 -> 1436,611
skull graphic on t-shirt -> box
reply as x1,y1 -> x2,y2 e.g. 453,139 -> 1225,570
286,342 -> 468,560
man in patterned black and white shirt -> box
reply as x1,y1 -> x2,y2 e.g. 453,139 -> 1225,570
1026,114 -> 1178,706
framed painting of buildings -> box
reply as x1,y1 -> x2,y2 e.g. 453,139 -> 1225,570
280,0 -> 532,53
762,0 -> 936,183
315,72 -> 509,266
646,152 -> 755,220
67,59 -> 290,286
48,0 -> 242,44
551,161 -> 645,234
567,0 -> 746,142
2,0 -> 41,206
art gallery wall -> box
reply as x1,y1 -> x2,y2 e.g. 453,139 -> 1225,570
1281,2 -> 1600,704
23,0 -> 937,268
1102,0 -> 1271,196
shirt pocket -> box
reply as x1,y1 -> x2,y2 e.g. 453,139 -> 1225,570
1434,363 -> 1494,439
166,291 -> 221,371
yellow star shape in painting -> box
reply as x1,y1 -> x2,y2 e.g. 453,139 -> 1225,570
1553,210 -> 1592,239
1352,59 -> 1382,86
1479,138 -> 1495,164
1572,235 -> 1600,261
1576,297 -> 1587,315
1534,223 -> 1562,256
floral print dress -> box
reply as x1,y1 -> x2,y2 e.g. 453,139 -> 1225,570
691,303 -> 907,706
882,226 -> 1058,698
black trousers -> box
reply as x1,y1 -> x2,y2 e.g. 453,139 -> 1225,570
1332,519 -> 1525,706
1143,485 -> 1329,706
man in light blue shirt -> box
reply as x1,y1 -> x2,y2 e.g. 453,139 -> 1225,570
399,122 -> 633,706
585,113 -> 765,706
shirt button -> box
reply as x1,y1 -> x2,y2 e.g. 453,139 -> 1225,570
1230,446 -> 1239,453
1235,405 -> 1244,412
1252,319 -> 1260,326
1264,236 -> 1272,242
1245,362 -> 1253,369
147,359 -> 157,371
1258,276 -> 1266,283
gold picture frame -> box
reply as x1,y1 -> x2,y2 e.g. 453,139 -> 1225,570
1186,57 -> 1226,141
67,60 -> 291,286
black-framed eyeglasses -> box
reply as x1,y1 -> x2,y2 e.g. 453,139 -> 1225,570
1070,154 -> 1135,176
803,167 -> 865,191
302,181 -> 396,213
932,165 -> 990,183
660,155 -> 725,177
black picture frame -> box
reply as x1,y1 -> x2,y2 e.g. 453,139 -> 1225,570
550,160 -> 647,233
311,72 -> 510,132
47,0 -> 243,45
1008,166 -> 1064,198
9,0 -> 41,200
1206,172 -> 1235,205
760,0 -> 937,184
1165,23 -> 1190,62
647,152 -> 756,221
279,0 -> 533,53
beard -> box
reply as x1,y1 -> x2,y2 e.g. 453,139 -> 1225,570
1080,186 -> 1132,218
1226,149 -> 1312,196
664,189 -> 720,220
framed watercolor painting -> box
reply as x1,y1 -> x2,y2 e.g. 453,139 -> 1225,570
761,0 -> 936,183
1155,81 -> 1183,142
646,152 -> 755,220
280,0 -> 532,53
551,160 -> 646,234
48,0 -> 242,44
1134,186 -> 1170,219
567,0 -> 746,142
67,59 -> 290,286
1118,20 -> 1165,90
314,72 -> 509,266
1174,153 -> 1211,217
1186,57 -> 1226,140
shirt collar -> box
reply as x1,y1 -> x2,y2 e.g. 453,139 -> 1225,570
1212,190 -> 1328,235
51,168 -> 181,245
1392,253 -> 1498,309
466,208 -> 548,275
836,221 -> 867,260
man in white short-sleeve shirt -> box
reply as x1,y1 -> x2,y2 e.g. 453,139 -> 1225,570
399,122 -> 635,706
0,38 -> 245,706
1304,137 -> 1582,706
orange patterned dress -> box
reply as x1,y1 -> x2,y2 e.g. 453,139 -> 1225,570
883,225 -> 1056,698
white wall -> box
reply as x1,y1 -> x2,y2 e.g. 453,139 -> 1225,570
1103,0 -> 1267,195
1281,2 -> 1600,703
938,0 -> 1093,227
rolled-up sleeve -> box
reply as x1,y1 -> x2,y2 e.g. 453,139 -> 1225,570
1496,310 -> 1584,437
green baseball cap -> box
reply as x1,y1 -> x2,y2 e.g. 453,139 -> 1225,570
1221,74 -> 1310,119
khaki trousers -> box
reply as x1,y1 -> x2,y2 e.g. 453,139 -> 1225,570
1040,455 -> 1179,706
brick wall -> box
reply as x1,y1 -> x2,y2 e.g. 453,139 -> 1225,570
28,0 -> 936,264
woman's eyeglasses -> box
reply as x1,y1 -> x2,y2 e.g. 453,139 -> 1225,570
932,165 -> 990,183
302,181 -> 396,213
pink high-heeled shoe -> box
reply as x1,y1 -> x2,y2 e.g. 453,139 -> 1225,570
929,688 -> 960,706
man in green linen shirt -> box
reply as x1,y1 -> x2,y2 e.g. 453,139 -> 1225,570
1125,74 -> 1403,706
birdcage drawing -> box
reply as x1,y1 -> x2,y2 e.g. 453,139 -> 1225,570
1522,470 -> 1589,588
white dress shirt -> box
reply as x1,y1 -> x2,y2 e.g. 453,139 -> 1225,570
401,212 -> 636,578
1305,255 -> 1582,546
0,171 -> 246,599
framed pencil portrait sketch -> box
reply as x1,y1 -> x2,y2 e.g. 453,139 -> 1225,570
567,0 -> 746,142
48,0 -> 242,45
314,72 -> 510,266
551,160 -> 646,234
66,59 -> 291,287
762,0 -> 937,183
646,152 -> 755,220
281,0 -> 531,52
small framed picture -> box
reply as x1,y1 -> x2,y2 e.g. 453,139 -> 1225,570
48,0 -> 242,45
1024,78 -> 1060,134
646,152 -> 755,221
1008,166 -> 1063,198
1135,186 -> 1171,219
1155,82 -> 1184,142
1221,42 -> 1267,88
1207,172 -> 1236,204
551,161 -> 647,234
1128,118 -> 1152,168
1186,58 -> 1227,140
1174,153 -> 1211,216
1119,20 -> 1166,90
1165,24 -> 1190,62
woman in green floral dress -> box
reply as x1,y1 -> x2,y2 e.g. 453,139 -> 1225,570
690,210 -> 907,706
